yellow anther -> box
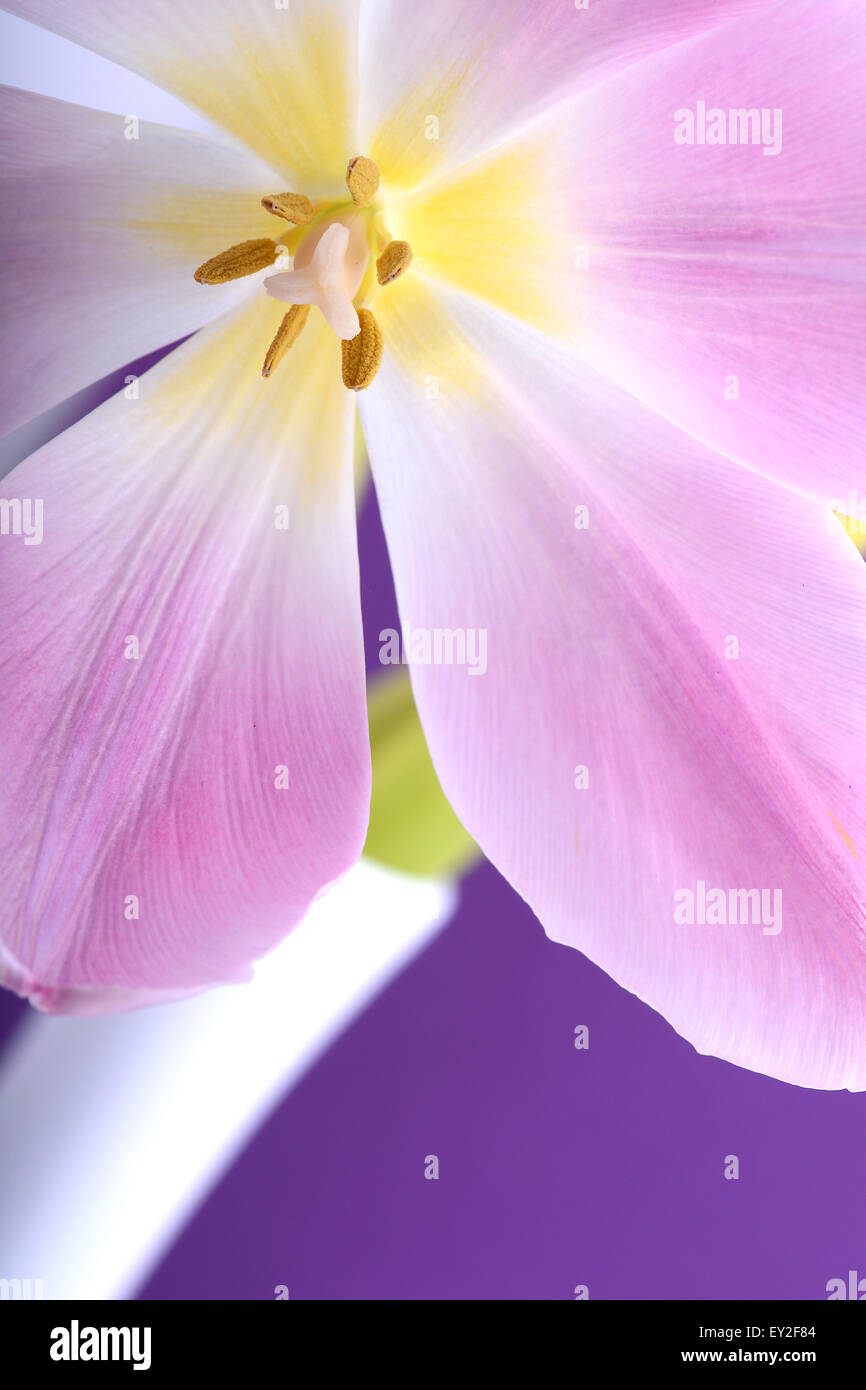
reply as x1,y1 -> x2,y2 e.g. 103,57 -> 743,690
262,305 -> 311,378
376,239 -> 413,286
341,308 -> 383,391
261,192 -> 315,225
194,239 -> 279,284
346,156 -> 380,207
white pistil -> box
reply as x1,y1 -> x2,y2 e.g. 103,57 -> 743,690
264,219 -> 368,342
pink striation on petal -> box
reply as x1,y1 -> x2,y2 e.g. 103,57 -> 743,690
361,286 -> 866,1090
0,296 -> 370,1012
359,0 -> 779,183
554,0 -> 866,499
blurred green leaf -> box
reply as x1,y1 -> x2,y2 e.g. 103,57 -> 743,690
363,669 -> 481,877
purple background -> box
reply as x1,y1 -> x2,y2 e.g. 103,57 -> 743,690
142,857 -> 866,1301
1,457 -> 863,1300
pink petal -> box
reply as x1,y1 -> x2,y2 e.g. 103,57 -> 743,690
0,297 -> 370,1013
0,85 -> 282,434
359,0 -> 778,184
557,0 -> 866,499
361,285 -> 866,1090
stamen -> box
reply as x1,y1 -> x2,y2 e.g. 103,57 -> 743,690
341,308 -> 384,391
261,192 -> 315,225
261,305 -> 311,378
346,156 -> 380,207
194,160 -> 396,389
194,238 -> 280,284
376,239 -> 413,286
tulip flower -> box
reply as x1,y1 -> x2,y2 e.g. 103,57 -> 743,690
1,0 -> 864,1090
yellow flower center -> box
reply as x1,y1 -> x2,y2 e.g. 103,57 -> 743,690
192,156 -> 412,391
